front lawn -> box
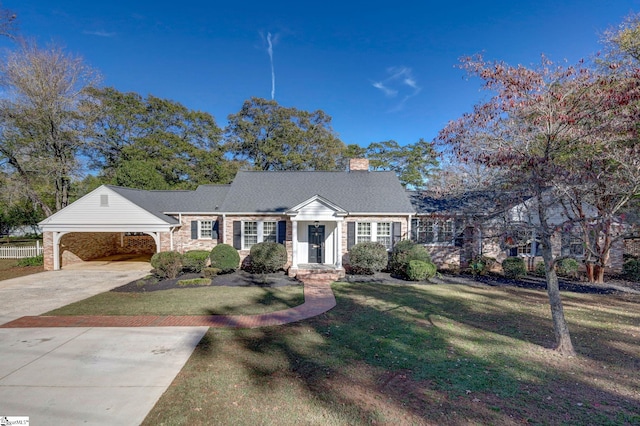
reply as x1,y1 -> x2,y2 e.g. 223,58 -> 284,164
0,258 -> 43,281
143,280 -> 640,425
45,284 -> 305,316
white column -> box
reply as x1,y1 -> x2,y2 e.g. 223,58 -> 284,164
53,231 -> 61,270
335,220 -> 342,267
291,219 -> 298,269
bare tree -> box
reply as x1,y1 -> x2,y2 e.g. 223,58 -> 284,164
0,42 -> 100,214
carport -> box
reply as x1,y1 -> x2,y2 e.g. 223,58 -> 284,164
39,186 -> 180,271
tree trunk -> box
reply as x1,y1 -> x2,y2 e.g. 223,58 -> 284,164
542,241 -> 577,355
536,192 -> 576,356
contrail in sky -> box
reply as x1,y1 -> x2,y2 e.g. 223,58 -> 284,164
267,32 -> 275,100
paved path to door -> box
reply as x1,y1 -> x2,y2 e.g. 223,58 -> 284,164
1,279 -> 337,328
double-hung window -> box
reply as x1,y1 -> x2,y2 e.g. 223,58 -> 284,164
243,221 -> 278,249
355,222 -> 393,249
199,220 -> 213,239
416,218 -> 455,244
376,222 -> 392,250
356,222 -> 372,244
263,221 -> 277,243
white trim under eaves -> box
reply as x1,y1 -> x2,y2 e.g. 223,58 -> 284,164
348,212 -> 415,216
163,211 -> 224,214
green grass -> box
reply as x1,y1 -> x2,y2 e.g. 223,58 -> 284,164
177,277 -> 211,287
45,286 -> 305,316
143,281 -> 640,426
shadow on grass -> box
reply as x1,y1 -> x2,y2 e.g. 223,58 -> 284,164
146,281 -> 640,425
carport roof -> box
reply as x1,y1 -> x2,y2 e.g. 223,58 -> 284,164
108,185 -> 231,217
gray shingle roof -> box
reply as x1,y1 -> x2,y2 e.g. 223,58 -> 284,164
107,185 -> 230,223
409,190 -> 529,217
218,171 -> 415,213
106,170 -> 414,220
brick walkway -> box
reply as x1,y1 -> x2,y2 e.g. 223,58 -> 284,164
0,279 -> 336,329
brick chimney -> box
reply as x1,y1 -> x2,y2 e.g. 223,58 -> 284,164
349,158 -> 369,172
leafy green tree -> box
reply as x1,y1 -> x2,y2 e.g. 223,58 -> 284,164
365,138 -> 438,189
225,97 -> 345,171
83,87 -> 236,189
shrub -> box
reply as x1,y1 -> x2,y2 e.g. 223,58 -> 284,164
389,240 -> 431,277
17,255 -> 43,267
210,244 -> 240,273
533,262 -> 546,277
150,251 -> 183,279
469,255 -> 496,277
203,267 -> 222,278
502,257 -> 527,279
247,242 -> 288,273
182,250 -> 210,273
348,241 -> 388,274
406,260 -> 437,281
177,278 -> 211,287
623,258 -> 640,282
556,257 -> 579,278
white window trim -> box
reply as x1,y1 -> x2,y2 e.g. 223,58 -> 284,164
355,222 -> 393,250
242,220 -> 278,250
198,220 -> 213,239
417,218 -> 455,246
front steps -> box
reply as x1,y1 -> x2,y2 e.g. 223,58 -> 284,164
292,265 -> 345,284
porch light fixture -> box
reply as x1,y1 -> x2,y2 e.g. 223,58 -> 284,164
314,221 -> 320,228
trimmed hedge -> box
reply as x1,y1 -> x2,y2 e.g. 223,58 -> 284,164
502,257 -> 527,279
247,242 -> 288,273
150,251 -> 183,279
348,241 -> 388,274
182,250 -> 210,273
210,243 -> 240,273
406,260 -> 437,281
389,240 -> 431,278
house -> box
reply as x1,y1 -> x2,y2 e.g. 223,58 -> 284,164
409,189 -> 626,272
39,159 -> 415,276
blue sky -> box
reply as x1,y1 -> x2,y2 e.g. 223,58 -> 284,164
2,0 -> 639,147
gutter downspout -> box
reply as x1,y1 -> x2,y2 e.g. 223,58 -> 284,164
222,214 -> 226,244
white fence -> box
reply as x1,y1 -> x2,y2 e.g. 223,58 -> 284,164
0,241 -> 43,259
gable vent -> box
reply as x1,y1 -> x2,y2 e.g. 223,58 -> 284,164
100,194 -> 109,207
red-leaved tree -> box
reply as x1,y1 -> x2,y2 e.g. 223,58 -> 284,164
438,55 -> 640,355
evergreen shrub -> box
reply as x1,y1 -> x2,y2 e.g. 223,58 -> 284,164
182,250 -> 210,273
406,260 -> 437,281
501,257 -> 527,279
389,239 -> 431,277
623,258 -> 640,282
210,243 -> 240,273
150,251 -> 183,279
348,241 -> 388,274
247,242 -> 288,273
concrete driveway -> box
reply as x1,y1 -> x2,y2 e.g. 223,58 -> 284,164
0,269 -> 208,424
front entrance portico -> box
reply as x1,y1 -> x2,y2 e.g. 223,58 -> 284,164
287,195 -> 347,276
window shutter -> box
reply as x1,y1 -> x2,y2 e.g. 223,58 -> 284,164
191,221 -> 198,239
212,220 -> 219,240
277,220 -> 286,244
454,219 -> 464,247
392,222 -> 402,248
411,218 -> 419,242
347,222 -> 355,249
233,221 -> 242,249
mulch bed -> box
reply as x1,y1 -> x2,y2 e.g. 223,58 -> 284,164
112,270 -> 301,293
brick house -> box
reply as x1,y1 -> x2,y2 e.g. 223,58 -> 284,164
408,190 -> 626,272
39,159 -> 415,277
